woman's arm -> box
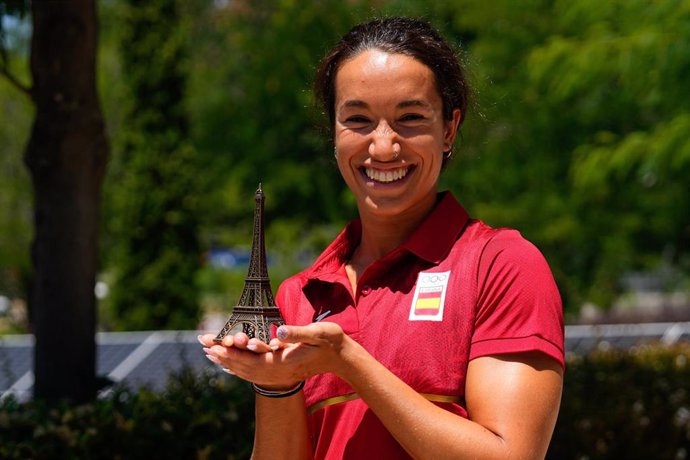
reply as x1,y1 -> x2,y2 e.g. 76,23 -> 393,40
202,322 -> 562,460
252,391 -> 312,460
199,333 -> 313,460
274,323 -> 563,460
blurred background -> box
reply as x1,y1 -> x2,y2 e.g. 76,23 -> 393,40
1,0 -> 689,334
1,0 -> 689,458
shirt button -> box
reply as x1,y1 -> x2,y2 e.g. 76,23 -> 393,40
361,285 -> 372,296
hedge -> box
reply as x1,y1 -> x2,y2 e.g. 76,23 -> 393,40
1,343 -> 689,459
0,369 -> 254,460
548,342 -> 690,459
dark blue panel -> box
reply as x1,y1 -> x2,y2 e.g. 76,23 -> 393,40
97,343 -> 140,375
0,345 -> 32,391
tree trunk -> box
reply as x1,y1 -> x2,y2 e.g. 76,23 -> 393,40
25,0 -> 108,403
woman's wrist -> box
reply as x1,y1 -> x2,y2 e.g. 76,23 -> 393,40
252,381 -> 305,398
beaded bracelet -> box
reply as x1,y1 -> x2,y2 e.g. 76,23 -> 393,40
251,381 -> 305,398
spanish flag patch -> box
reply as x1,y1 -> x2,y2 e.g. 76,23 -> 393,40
409,271 -> 450,321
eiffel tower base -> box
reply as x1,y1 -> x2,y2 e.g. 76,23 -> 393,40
214,306 -> 285,344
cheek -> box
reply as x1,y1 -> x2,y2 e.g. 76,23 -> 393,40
335,148 -> 351,179
335,153 -> 355,182
335,130 -> 364,150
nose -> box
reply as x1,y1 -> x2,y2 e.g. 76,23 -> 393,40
368,121 -> 400,161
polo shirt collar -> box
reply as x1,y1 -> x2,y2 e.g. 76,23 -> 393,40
303,219 -> 361,283
400,191 -> 469,264
304,191 -> 469,281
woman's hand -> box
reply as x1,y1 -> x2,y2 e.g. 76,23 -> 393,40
198,328 -> 318,460
198,322 -> 350,390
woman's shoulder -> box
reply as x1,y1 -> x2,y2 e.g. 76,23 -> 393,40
453,219 -> 555,283
462,219 -> 545,257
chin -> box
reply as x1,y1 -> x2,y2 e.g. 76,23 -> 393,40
360,196 -> 413,217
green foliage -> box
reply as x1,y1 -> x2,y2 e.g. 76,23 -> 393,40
2,344 -> 689,458
186,0 -> 376,231
0,368 -> 255,459
5,0 -> 689,329
0,72 -> 31,298
105,0 -> 203,330
0,15 -> 32,333
549,343 -> 690,459
394,0 -> 690,311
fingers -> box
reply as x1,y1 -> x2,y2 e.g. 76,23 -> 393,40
275,322 -> 344,346
197,333 -> 221,347
199,323 -> 347,383
200,332 -> 274,354
246,338 -> 273,353
202,338 -> 296,384
268,338 -> 282,351
197,332 -> 248,349
200,330 -> 279,375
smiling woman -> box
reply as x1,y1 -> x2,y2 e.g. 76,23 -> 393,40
200,17 -> 564,460
333,49 -> 459,223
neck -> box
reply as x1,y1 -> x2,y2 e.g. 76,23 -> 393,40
351,193 -> 439,268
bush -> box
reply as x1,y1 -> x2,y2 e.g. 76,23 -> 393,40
0,368 -> 254,460
2,343 -> 689,459
549,342 -> 690,459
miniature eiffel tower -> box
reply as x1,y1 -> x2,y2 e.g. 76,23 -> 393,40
214,184 -> 285,344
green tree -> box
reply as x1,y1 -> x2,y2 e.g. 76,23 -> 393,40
182,0 -> 380,307
187,0 -> 377,233
0,11 -> 32,322
106,0 -> 202,330
395,0 -> 690,312
1,0 -> 109,402
96,0 -> 689,321
543,0 -> 690,306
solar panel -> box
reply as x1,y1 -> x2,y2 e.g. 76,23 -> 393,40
0,331 -> 224,402
1,322 -> 689,401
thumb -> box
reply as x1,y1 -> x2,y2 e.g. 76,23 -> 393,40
276,322 -> 343,345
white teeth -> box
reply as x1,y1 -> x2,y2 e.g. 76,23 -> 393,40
364,167 -> 409,183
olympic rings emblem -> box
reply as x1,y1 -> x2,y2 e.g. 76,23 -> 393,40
421,273 -> 448,283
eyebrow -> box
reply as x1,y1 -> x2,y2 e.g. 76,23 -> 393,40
340,99 -> 433,110
341,100 -> 369,109
398,99 -> 433,110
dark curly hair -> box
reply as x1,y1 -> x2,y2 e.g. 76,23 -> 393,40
314,17 -> 470,137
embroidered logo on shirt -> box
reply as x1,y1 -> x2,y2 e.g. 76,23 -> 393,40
315,310 -> 331,322
409,271 -> 450,321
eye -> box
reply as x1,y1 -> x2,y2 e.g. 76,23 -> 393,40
399,113 -> 425,122
345,115 -> 370,124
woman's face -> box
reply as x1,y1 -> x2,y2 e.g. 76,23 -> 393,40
334,49 -> 460,220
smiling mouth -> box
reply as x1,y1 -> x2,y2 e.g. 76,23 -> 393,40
363,166 -> 412,183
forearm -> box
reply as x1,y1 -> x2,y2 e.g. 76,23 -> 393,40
252,392 -> 313,460
336,337 -> 560,460
199,333 -> 314,459
339,343 -> 504,459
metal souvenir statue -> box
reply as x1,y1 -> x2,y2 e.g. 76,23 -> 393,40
214,185 -> 285,344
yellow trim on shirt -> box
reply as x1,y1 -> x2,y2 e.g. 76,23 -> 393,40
307,392 -> 460,415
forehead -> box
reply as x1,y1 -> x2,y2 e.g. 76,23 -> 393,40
334,49 -> 441,106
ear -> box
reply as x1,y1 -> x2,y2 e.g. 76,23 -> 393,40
443,109 -> 462,151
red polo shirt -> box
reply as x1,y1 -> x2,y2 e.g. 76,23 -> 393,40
276,192 -> 564,459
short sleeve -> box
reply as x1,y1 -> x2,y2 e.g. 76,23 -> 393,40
275,276 -> 303,326
469,230 -> 564,368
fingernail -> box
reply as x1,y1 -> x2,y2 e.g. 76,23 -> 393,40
206,354 -> 220,365
270,345 -> 280,352
197,335 -> 206,346
222,368 -> 236,375
277,326 -> 288,340
246,343 -> 257,351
